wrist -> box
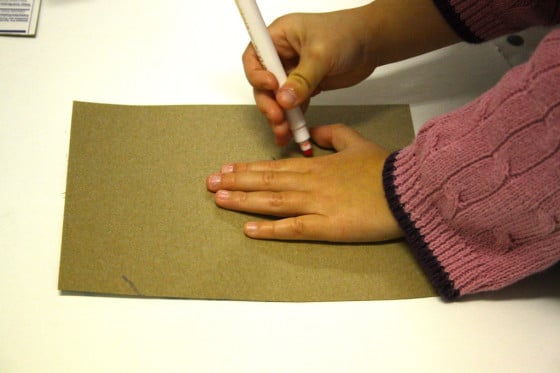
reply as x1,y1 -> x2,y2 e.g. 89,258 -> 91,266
361,0 -> 460,66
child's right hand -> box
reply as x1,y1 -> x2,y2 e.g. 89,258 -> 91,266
241,1 -> 459,146
242,5 -> 380,145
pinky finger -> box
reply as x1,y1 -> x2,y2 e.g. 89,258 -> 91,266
243,215 -> 330,241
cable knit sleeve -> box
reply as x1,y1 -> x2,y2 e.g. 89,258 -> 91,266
432,0 -> 560,42
382,29 -> 560,300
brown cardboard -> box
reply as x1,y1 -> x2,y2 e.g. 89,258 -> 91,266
58,102 -> 435,301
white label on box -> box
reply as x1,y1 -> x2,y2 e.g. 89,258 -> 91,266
0,0 -> 41,36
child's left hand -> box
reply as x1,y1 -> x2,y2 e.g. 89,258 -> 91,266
206,124 -> 403,242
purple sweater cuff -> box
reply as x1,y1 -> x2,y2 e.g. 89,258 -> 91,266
383,151 -> 460,301
431,0 -> 482,43
432,0 -> 560,42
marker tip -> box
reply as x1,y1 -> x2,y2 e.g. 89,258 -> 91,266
300,140 -> 313,157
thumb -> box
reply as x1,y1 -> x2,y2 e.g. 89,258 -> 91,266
310,124 -> 366,152
277,55 -> 329,109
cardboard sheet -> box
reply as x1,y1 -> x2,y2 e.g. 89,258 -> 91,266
58,102 -> 435,301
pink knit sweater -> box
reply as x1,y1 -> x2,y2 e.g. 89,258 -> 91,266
383,1 -> 560,300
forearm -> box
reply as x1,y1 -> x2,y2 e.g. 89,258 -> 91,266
383,29 -> 560,300
360,0 -> 560,67
361,0 -> 461,66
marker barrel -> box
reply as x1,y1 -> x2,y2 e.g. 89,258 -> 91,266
235,0 -> 312,152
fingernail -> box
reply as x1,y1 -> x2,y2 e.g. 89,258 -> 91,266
216,190 -> 230,200
221,164 -> 234,173
244,222 -> 258,236
277,88 -> 298,107
208,174 -> 221,189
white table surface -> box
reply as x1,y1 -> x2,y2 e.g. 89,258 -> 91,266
1,1 -> 559,372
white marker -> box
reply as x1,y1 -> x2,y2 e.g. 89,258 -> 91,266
235,0 -> 313,157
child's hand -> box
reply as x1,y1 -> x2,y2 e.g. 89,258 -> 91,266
241,1 -> 458,147
242,7 -> 380,146
206,124 -> 403,242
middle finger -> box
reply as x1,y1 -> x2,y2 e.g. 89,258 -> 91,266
208,170 -> 309,192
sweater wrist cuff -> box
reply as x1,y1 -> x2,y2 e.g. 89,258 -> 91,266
431,0 -> 482,43
382,151 -> 461,300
